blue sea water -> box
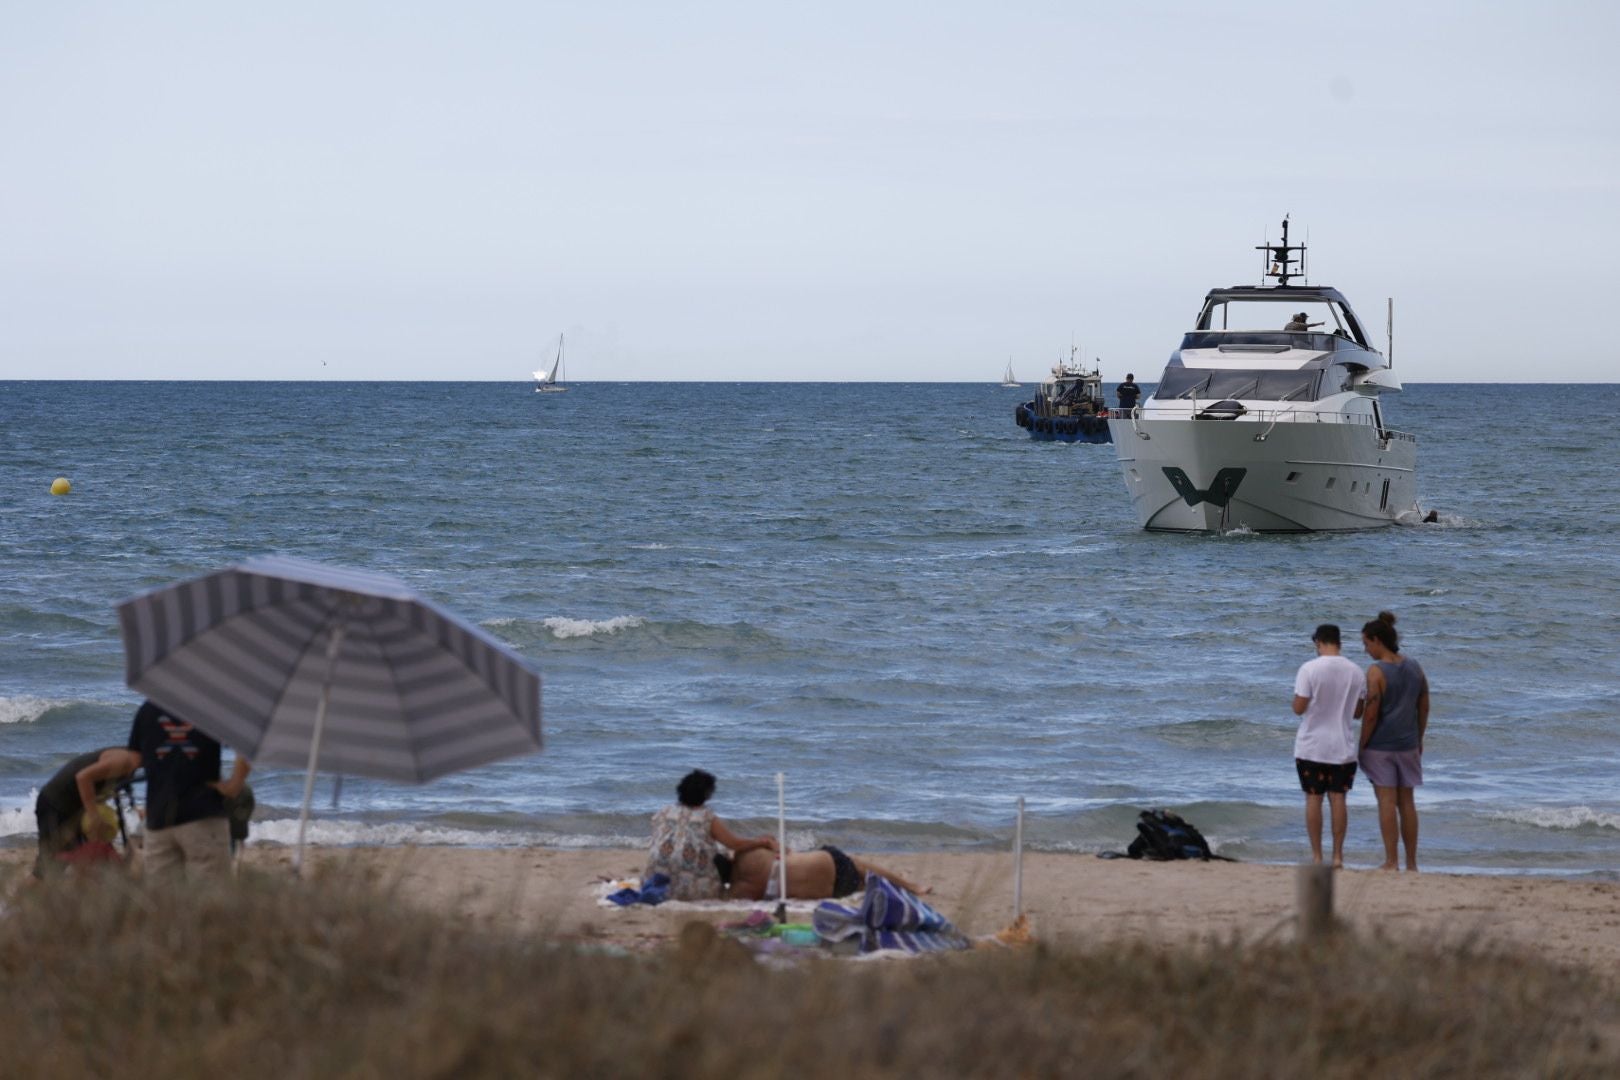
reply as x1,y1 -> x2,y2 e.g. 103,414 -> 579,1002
2,380 -> 1618,876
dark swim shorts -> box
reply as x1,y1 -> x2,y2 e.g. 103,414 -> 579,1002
819,845 -> 863,898
1295,758 -> 1357,795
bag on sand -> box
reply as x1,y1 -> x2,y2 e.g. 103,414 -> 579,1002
1123,809 -> 1230,862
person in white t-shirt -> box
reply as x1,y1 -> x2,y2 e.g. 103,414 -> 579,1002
1291,624 -> 1367,868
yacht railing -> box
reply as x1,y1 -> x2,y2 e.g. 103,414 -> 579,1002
1102,407 -> 1414,442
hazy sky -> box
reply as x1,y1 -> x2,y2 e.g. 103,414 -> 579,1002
2,2 -> 1615,381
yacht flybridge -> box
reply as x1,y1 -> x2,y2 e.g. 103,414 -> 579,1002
1106,218 -> 1418,531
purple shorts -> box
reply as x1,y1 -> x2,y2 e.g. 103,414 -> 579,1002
1359,748 -> 1423,788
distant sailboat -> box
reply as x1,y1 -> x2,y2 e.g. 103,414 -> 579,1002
533,334 -> 567,393
1001,358 -> 1021,388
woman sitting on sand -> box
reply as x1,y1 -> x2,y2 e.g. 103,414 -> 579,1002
646,770 -> 778,901
728,846 -> 930,901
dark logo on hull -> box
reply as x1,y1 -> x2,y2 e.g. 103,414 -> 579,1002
1162,467 -> 1247,508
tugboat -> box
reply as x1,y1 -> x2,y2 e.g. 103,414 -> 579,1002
1106,218 -> 1418,531
1013,348 -> 1112,444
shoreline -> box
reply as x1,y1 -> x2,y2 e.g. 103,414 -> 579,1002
8,844 -> 1616,975
6,831 -> 1615,882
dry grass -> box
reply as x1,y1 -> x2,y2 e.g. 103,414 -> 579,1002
2,866 -> 1615,1079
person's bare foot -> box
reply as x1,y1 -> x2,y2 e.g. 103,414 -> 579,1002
1405,863 -> 1419,872
1331,858 -> 1344,870
1376,862 -> 1398,871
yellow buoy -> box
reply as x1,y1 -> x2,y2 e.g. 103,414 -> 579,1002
50,477 -> 72,496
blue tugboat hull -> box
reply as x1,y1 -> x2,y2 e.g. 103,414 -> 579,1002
1013,403 -> 1113,444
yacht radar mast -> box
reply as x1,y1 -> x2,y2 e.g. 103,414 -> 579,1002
1256,215 -> 1308,286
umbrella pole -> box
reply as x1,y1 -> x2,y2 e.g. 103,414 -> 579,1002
775,771 -> 787,924
1013,796 -> 1025,918
294,624 -> 345,875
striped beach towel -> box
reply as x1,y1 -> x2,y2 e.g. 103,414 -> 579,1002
812,873 -> 971,954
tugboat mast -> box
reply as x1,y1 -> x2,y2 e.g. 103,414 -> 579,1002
1256,214 -> 1308,286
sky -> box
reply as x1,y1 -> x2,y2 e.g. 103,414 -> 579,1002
1,2 -> 1615,382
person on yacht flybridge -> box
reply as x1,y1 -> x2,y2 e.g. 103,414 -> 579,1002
1284,312 -> 1323,332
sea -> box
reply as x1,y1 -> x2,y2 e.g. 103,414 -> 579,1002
3,381 -> 1618,878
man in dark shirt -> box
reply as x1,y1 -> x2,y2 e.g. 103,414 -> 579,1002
1116,374 -> 1142,412
126,699 -> 251,878
32,746 -> 140,878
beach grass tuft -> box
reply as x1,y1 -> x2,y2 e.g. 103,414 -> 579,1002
3,866 -> 1615,1078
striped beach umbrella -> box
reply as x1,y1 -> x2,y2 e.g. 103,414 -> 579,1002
116,555 -> 542,867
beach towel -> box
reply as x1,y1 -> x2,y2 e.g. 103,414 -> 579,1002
812,873 -> 971,954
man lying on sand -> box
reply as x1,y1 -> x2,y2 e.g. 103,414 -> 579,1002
727,846 -> 929,901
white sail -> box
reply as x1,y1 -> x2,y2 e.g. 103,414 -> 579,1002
534,334 -> 568,392
1001,358 -> 1020,387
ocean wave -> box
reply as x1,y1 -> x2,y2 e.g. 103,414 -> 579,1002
247,816 -> 645,849
0,696 -> 69,725
1396,510 -> 1486,528
483,614 -> 646,641
0,803 -> 35,839
543,615 -> 646,639
1488,806 -> 1620,832
0,605 -> 105,635
484,614 -> 784,654
1144,716 -> 1292,749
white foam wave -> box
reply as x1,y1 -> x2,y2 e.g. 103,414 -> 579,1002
630,543 -> 670,550
0,696 -> 64,725
1397,510 -> 1484,528
542,615 -> 645,639
1489,806 -> 1620,832
0,800 -> 39,839
247,817 -> 643,849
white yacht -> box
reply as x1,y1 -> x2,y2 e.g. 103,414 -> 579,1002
1107,219 -> 1417,532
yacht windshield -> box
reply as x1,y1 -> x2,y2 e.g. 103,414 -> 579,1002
1196,298 -> 1367,346
1155,368 -> 1321,401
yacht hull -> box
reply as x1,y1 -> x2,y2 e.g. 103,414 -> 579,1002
1106,416 -> 1417,532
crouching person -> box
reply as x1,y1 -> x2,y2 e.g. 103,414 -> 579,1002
32,746 -> 140,879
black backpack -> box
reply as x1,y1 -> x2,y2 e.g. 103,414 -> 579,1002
1125,809 -> 1227,861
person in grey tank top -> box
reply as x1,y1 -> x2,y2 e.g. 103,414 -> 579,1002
1358,612 -> 1431,872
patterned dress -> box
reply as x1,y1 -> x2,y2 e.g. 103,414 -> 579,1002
644,804 -> 720,900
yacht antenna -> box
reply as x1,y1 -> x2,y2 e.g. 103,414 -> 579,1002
1387,297 -> 1394,366
1257,214 -> 1307,286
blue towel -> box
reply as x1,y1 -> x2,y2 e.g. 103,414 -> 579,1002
607,873 -> 671,906
812,873 -> 971,954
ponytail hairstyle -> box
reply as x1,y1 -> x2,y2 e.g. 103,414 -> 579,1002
1362,610 -> 1399,653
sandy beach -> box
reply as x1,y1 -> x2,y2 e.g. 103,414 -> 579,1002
12,845 -> 1613,975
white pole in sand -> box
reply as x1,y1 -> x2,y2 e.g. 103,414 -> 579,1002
294,622 -> 345,876
775,771 -> 789,923
1013,796 -> 1025,918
